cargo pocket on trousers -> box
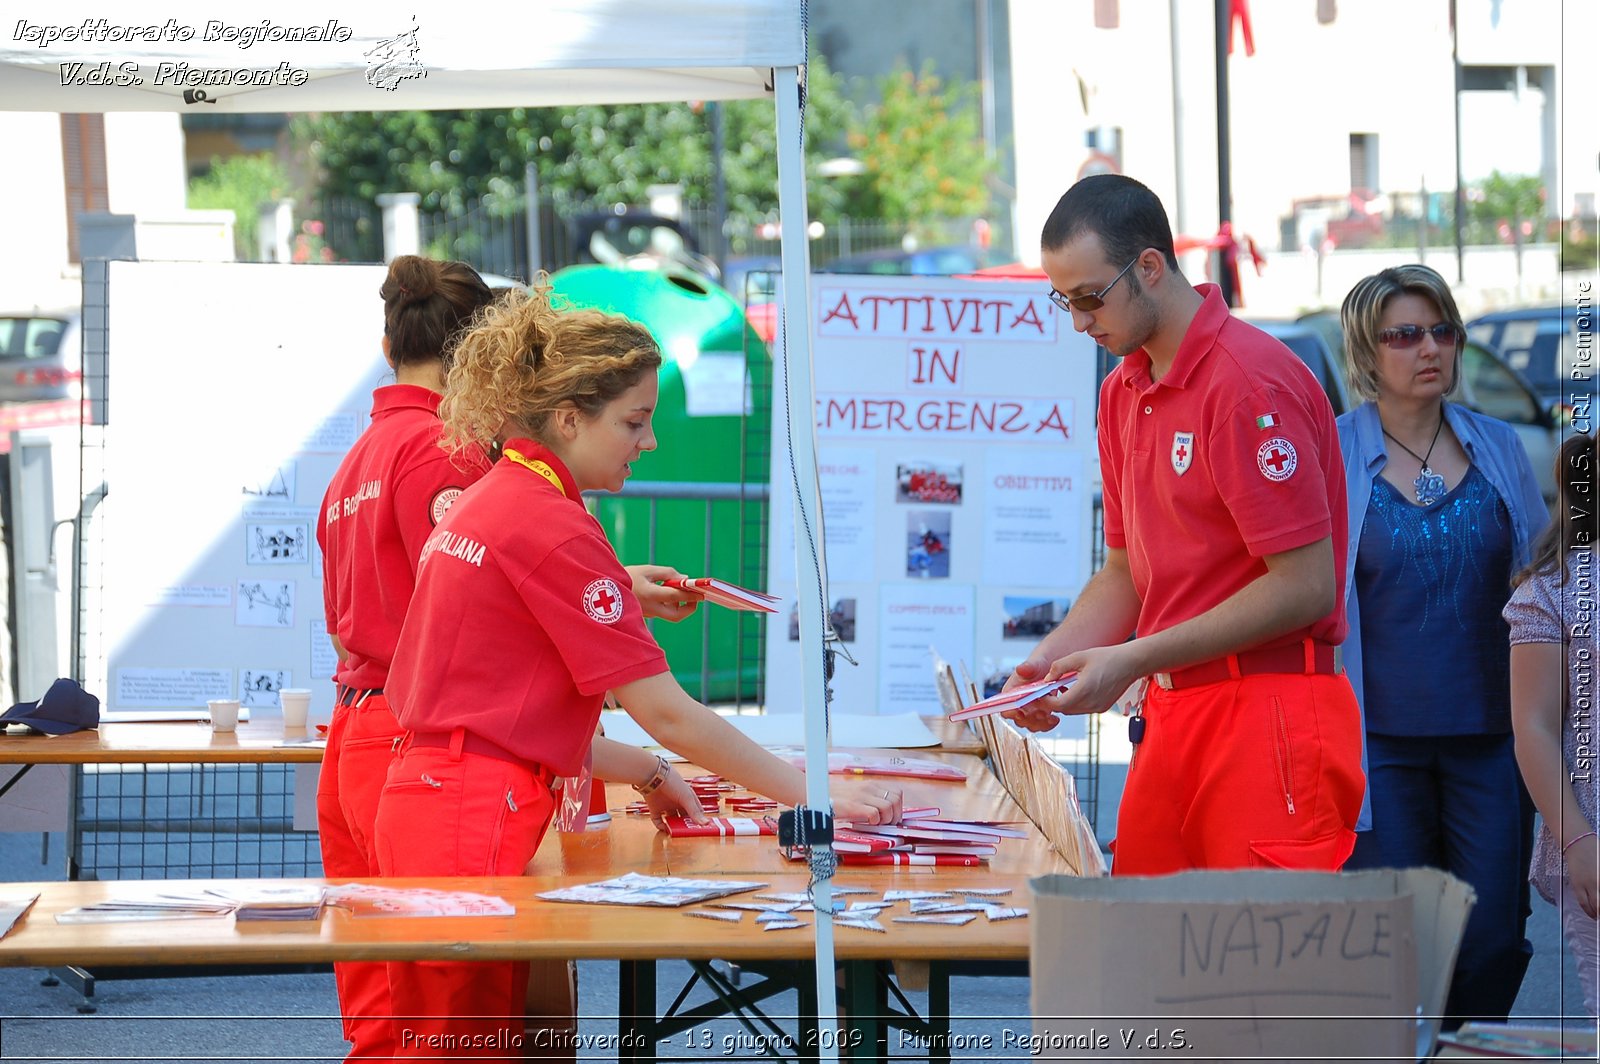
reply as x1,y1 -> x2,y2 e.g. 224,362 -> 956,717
1247,829 -> 1357,871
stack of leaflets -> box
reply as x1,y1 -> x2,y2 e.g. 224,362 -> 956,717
0,894 -> 38,939
227,885 -> 328,922
56,893 -> 236,923
947,673 -> 1077,722
787,807 -> 1024,866
664,577 -> 780,613
326,884 -> 514,918
538,873 -> 766,908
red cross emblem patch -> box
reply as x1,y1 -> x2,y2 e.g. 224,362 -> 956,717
428,487 -> 463,526
1171,431 -> 1195,476
1256,437 -> 1298,482
582,578 -> 625,624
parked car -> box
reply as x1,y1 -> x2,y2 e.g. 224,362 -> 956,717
1467,305 -> 1592,421
817,244 -> 985,276
1246,318 -> 1354,416
1284,310 -> 1557,503
0,309 -> 79,404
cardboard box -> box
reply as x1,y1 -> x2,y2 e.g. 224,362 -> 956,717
1030,869 -> 1474,1062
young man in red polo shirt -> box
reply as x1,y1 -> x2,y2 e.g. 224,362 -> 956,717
1005,174 -> 1364,875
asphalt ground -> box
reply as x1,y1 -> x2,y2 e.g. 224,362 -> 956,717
0,762 -> 1587,1062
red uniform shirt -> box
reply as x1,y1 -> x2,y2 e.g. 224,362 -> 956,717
1099,285 -> 1349,647
386,438 -> 668,776
318,385 -> 490,689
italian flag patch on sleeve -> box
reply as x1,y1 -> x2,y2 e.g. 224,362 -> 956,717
1255,412 -> 1280,430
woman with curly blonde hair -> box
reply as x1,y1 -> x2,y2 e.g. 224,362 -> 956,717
371,283 -> 902,1058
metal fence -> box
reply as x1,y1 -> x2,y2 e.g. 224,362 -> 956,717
297,188 -> 985,280
72,764 -> 320,881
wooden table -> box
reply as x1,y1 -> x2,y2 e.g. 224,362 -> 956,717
2,750 -> 1061,1061
0,721 -> 323,769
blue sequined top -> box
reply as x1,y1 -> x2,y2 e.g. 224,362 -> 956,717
1354,464 -> 1514,735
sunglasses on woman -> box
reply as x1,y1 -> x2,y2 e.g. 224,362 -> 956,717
1378,323 -> 1462,349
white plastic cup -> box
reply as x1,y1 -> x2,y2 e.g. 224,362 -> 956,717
207,699 -> 241,733
279,688 -> 312,729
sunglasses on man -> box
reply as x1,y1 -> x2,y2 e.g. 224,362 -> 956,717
1047,256 -> 1139,314
1378,323 -> 1462,349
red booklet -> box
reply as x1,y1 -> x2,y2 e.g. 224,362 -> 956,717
948,673 -> 1077,722
832,829 -> 900,854
661,816 -> 777,838
664,577 -> 781,613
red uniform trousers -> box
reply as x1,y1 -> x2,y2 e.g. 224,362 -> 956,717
373,732 -> 557,1060
1111,671 -> 1365,876
317,692 -> 404,1060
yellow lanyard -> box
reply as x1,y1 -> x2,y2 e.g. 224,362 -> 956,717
502,448 -> 567,498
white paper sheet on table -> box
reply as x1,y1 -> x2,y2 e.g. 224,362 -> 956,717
598,710 -> 937,750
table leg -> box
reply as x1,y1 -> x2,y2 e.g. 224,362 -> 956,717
927,961 -> 950,1064
842,960 -> 886,1062
618,959 -> 657,1063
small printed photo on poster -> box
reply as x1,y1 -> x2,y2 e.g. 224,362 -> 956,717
246,522 -> 309,565
905,511 -> 952,579
786,598 -> 857,642
241,461 -> 296,505
895,461 -> 963,504
1001,596 -> 1070,640
240,669 -> 289,708
237,581 -> 296,628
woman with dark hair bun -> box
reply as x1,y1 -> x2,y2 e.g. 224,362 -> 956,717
318,258 -> 695,1060
318,255 -> 497,1061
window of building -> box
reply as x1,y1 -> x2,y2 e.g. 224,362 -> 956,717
1349,132 -> 1378,196
60,114 -> 109,263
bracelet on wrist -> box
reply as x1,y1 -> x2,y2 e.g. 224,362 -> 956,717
1563,830 -> 1597,857
632,754 -> 672,797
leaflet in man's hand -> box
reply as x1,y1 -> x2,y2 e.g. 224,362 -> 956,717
948,673 -> 1077,721
664,577 -> 781,613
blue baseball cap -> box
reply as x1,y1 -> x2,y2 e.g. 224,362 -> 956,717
0,678 -> 100,735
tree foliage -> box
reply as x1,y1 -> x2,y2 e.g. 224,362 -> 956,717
844,61 -> 993,226
1469,170 -> 1546,227
186,153 -> 295,259
289,52 -> 989,228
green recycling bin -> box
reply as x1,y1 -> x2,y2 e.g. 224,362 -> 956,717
549,264 -> 773,703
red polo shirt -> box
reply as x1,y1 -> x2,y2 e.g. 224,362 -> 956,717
385,438 -> 668,776
318,385 -> 490,690
1099,285 -> 1349,647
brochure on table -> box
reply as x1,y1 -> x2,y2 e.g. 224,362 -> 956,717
94,261 -> 390,725
765,276 -> 1097,721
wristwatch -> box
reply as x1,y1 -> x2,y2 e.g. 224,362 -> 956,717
632,754 -> 672,797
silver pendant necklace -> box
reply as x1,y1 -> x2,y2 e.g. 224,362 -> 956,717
1381,417 -> 1447,505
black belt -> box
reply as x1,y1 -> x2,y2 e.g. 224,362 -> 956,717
336,686 -> 383,707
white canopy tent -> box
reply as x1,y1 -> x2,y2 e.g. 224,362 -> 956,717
2,0 -> 849,1047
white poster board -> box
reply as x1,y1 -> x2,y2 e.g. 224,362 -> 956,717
96,261 -> 390,723
765,276 -> 1097,718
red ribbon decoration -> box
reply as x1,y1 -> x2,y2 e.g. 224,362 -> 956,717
1230,0 -> 1256,56
1176,222 -> 1265,308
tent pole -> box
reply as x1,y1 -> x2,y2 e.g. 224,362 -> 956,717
773,63 -> 842,1059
